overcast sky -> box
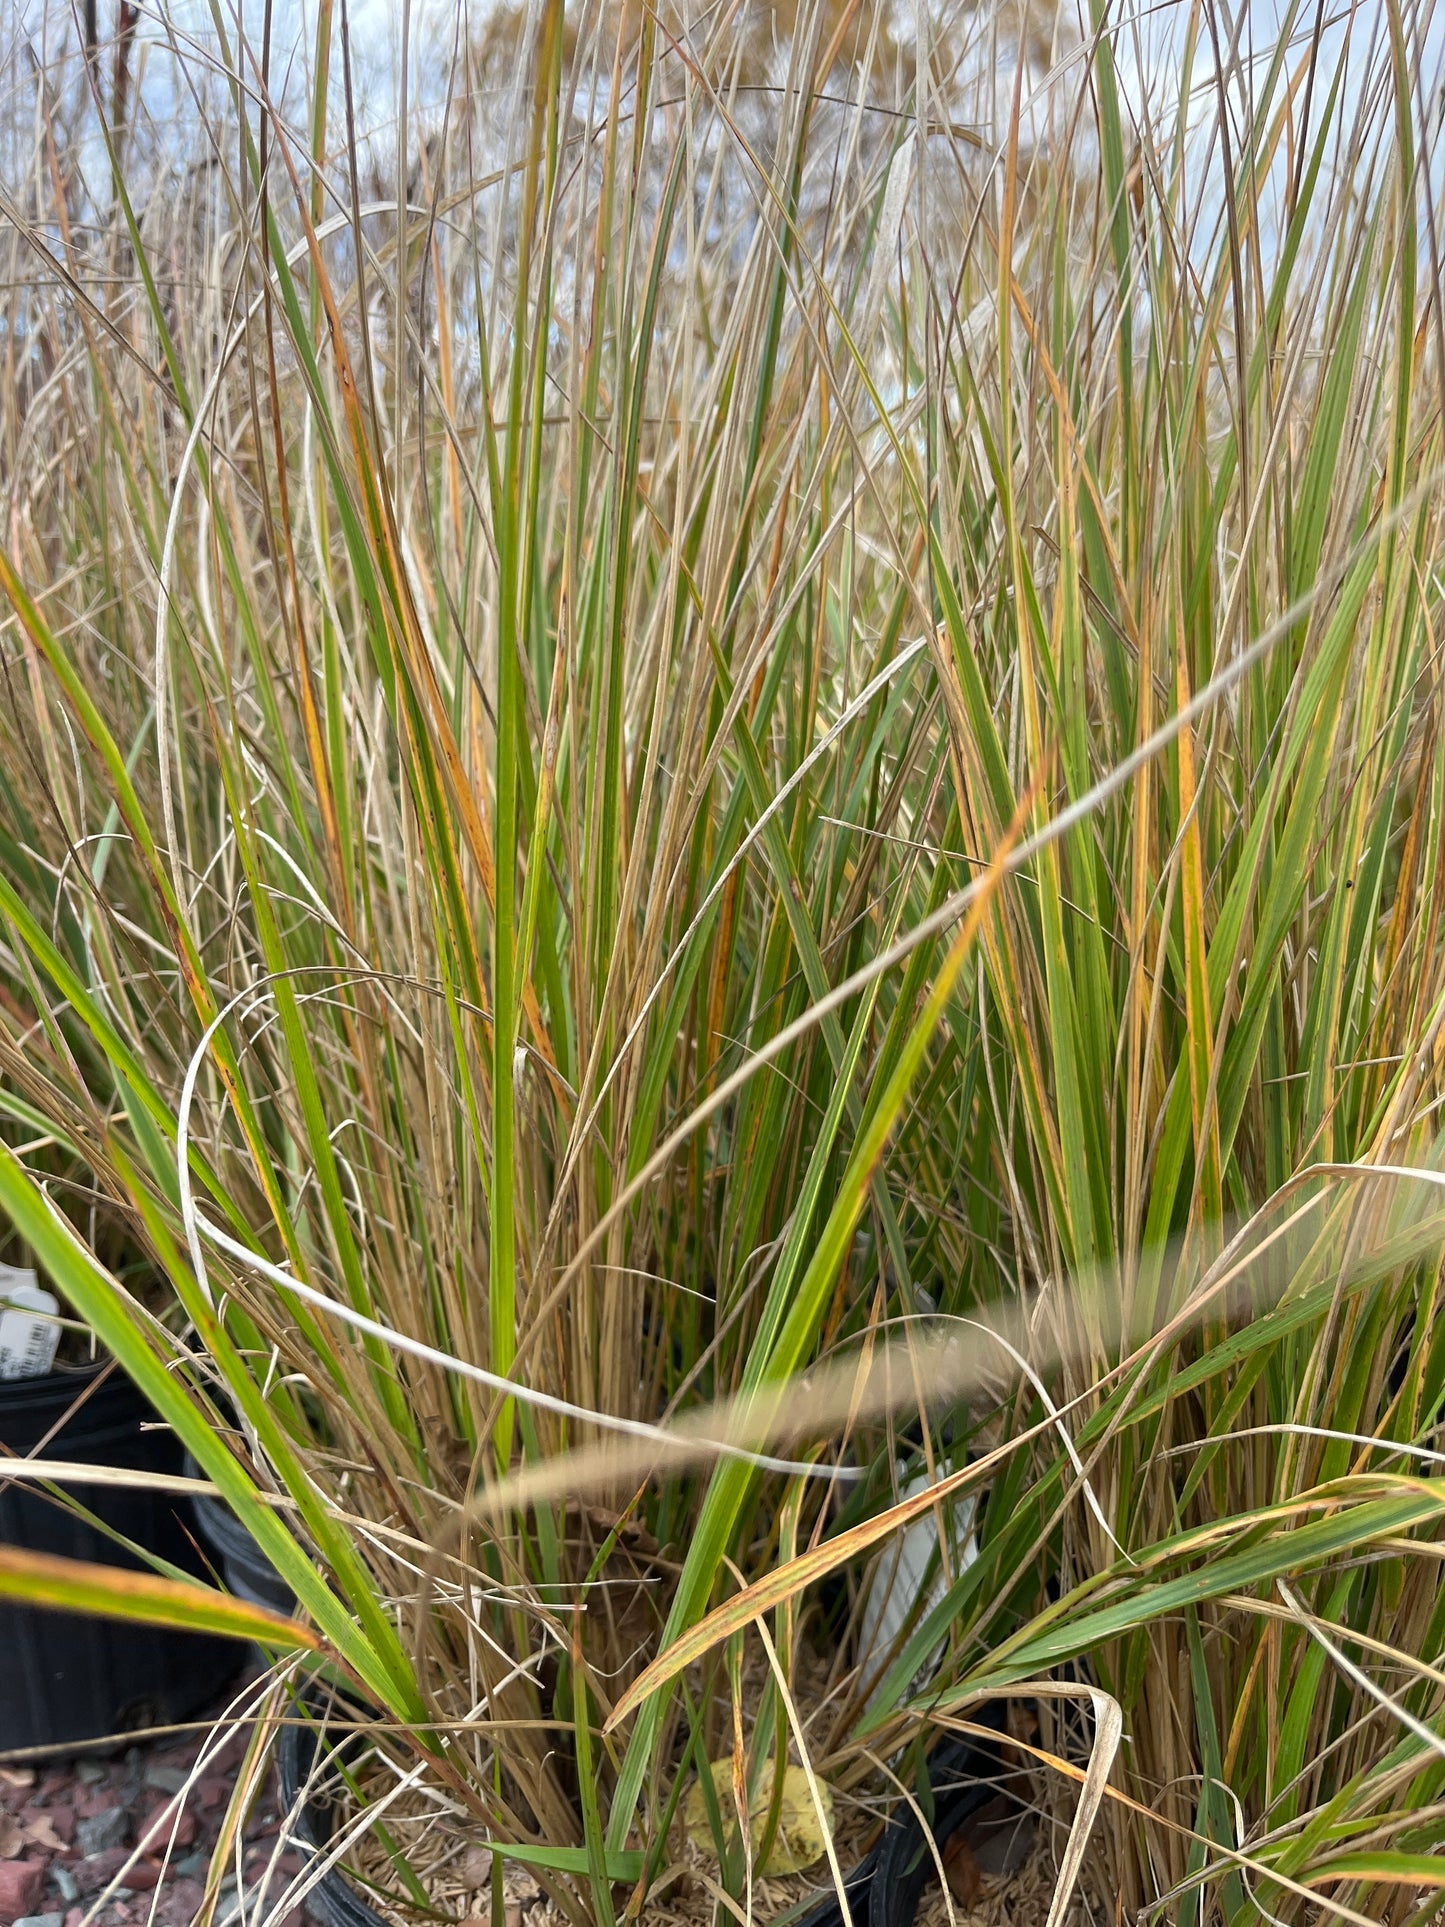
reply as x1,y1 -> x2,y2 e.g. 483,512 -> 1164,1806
3,0 -> 1440,283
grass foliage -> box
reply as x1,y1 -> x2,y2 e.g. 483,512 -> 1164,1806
3,0 -> 1445,1919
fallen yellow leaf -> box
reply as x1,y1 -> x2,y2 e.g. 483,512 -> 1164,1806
680,1758 -> 833,1876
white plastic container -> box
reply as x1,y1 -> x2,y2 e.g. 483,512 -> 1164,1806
0,1265 -> 61,1381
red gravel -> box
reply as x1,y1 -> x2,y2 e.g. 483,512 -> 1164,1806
72,1848 -> 133,1895
0,1856 -> 44,1920
135,1801 -> 196,1856
0,1674 -> 319,1927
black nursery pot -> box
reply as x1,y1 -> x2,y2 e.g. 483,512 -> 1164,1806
277,1698 -> 389,1927
188,1467 -> 296,1618
276,1698 -> 1025,1927
0,1360 -> 244,1752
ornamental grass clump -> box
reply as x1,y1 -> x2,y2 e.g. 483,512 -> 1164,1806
2,0 -> 1445,1921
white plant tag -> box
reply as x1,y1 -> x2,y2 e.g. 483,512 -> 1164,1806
857,1455 -> 979,1713
0,1266 -> 61,1381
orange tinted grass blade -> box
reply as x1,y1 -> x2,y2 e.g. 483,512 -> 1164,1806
0,1545 -> 323,1652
